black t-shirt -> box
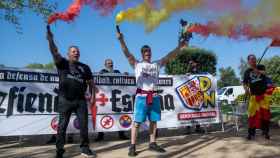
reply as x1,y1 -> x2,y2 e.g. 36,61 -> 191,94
55,58 -> 92,100
99,69 -> 120,74
243,67 -> 267,95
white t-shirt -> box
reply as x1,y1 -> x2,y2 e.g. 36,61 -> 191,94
134,61 -> 160,91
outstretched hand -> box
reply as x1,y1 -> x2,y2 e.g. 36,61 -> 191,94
116,32 -> 124,40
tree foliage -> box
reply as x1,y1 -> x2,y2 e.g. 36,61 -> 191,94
217,67 -> 240,88
25,62 -> 55,70
165,47 -> 217,75
261,56 -> 280,86
0,0 -> 56,32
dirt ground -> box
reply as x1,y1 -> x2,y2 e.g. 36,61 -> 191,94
0,125 -> 280,158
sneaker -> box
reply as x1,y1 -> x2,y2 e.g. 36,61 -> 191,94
149,142 -> 166,153
128,145 -> 137,157
247,134 -> 254,140
81,148 -> 96,158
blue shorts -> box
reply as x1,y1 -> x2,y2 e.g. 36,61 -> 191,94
133,96 -> 161,123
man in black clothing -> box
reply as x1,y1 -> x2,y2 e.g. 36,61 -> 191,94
243,54 -> 270,140
46,25 -> 96,158
95,59 -> 128,141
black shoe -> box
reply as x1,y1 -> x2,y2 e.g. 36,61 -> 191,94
247,135 -> 252,140
81,148 -> 96,158
67,136 -> 74,143
46,135 -> 56,144
247,134 -> 254,140
149,142 -> 166,153
247,128 -> 255,140
128,145 -> 137,157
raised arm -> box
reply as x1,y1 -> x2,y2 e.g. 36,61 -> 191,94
116,31 -> 137,67
46,25 -> 62,63
158,41 -> 184,67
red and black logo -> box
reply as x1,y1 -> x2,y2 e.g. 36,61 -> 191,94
100,115 -> 114,129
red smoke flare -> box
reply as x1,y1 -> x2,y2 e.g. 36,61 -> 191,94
92,0 -> 124,15
48,0 -> 85,24
48,0 -> 124,24
188,22 -> 280,40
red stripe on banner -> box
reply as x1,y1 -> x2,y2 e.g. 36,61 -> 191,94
178,111 -> 217,120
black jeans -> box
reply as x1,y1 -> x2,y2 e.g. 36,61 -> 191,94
56,96 -> 89,153
261,120 -> 270,136
248,120 -> 270,136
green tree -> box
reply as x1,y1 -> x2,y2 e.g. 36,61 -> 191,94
25,62 -> 55,70
0,64 -> 5,68
262,56 -> 280,86
165,47 -> 217,75
217,67 -> 240,88
44,62 -> 55,70
0,0 -> 56,32
25,63 -> 44,69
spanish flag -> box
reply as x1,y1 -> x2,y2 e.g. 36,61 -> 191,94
248,86 -> 276,129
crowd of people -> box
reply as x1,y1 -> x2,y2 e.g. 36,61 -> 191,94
46,25 -> 275,158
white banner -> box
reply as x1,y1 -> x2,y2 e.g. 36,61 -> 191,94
0,68 -> 220,136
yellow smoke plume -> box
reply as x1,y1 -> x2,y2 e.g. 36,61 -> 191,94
116,0 -> 202,32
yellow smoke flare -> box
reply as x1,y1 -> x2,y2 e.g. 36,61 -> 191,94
116,0 -> 280,38
116,11 -> 124,24
115,0 -> 202,32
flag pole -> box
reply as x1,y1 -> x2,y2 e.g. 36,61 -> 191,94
258,46 -> 270,64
